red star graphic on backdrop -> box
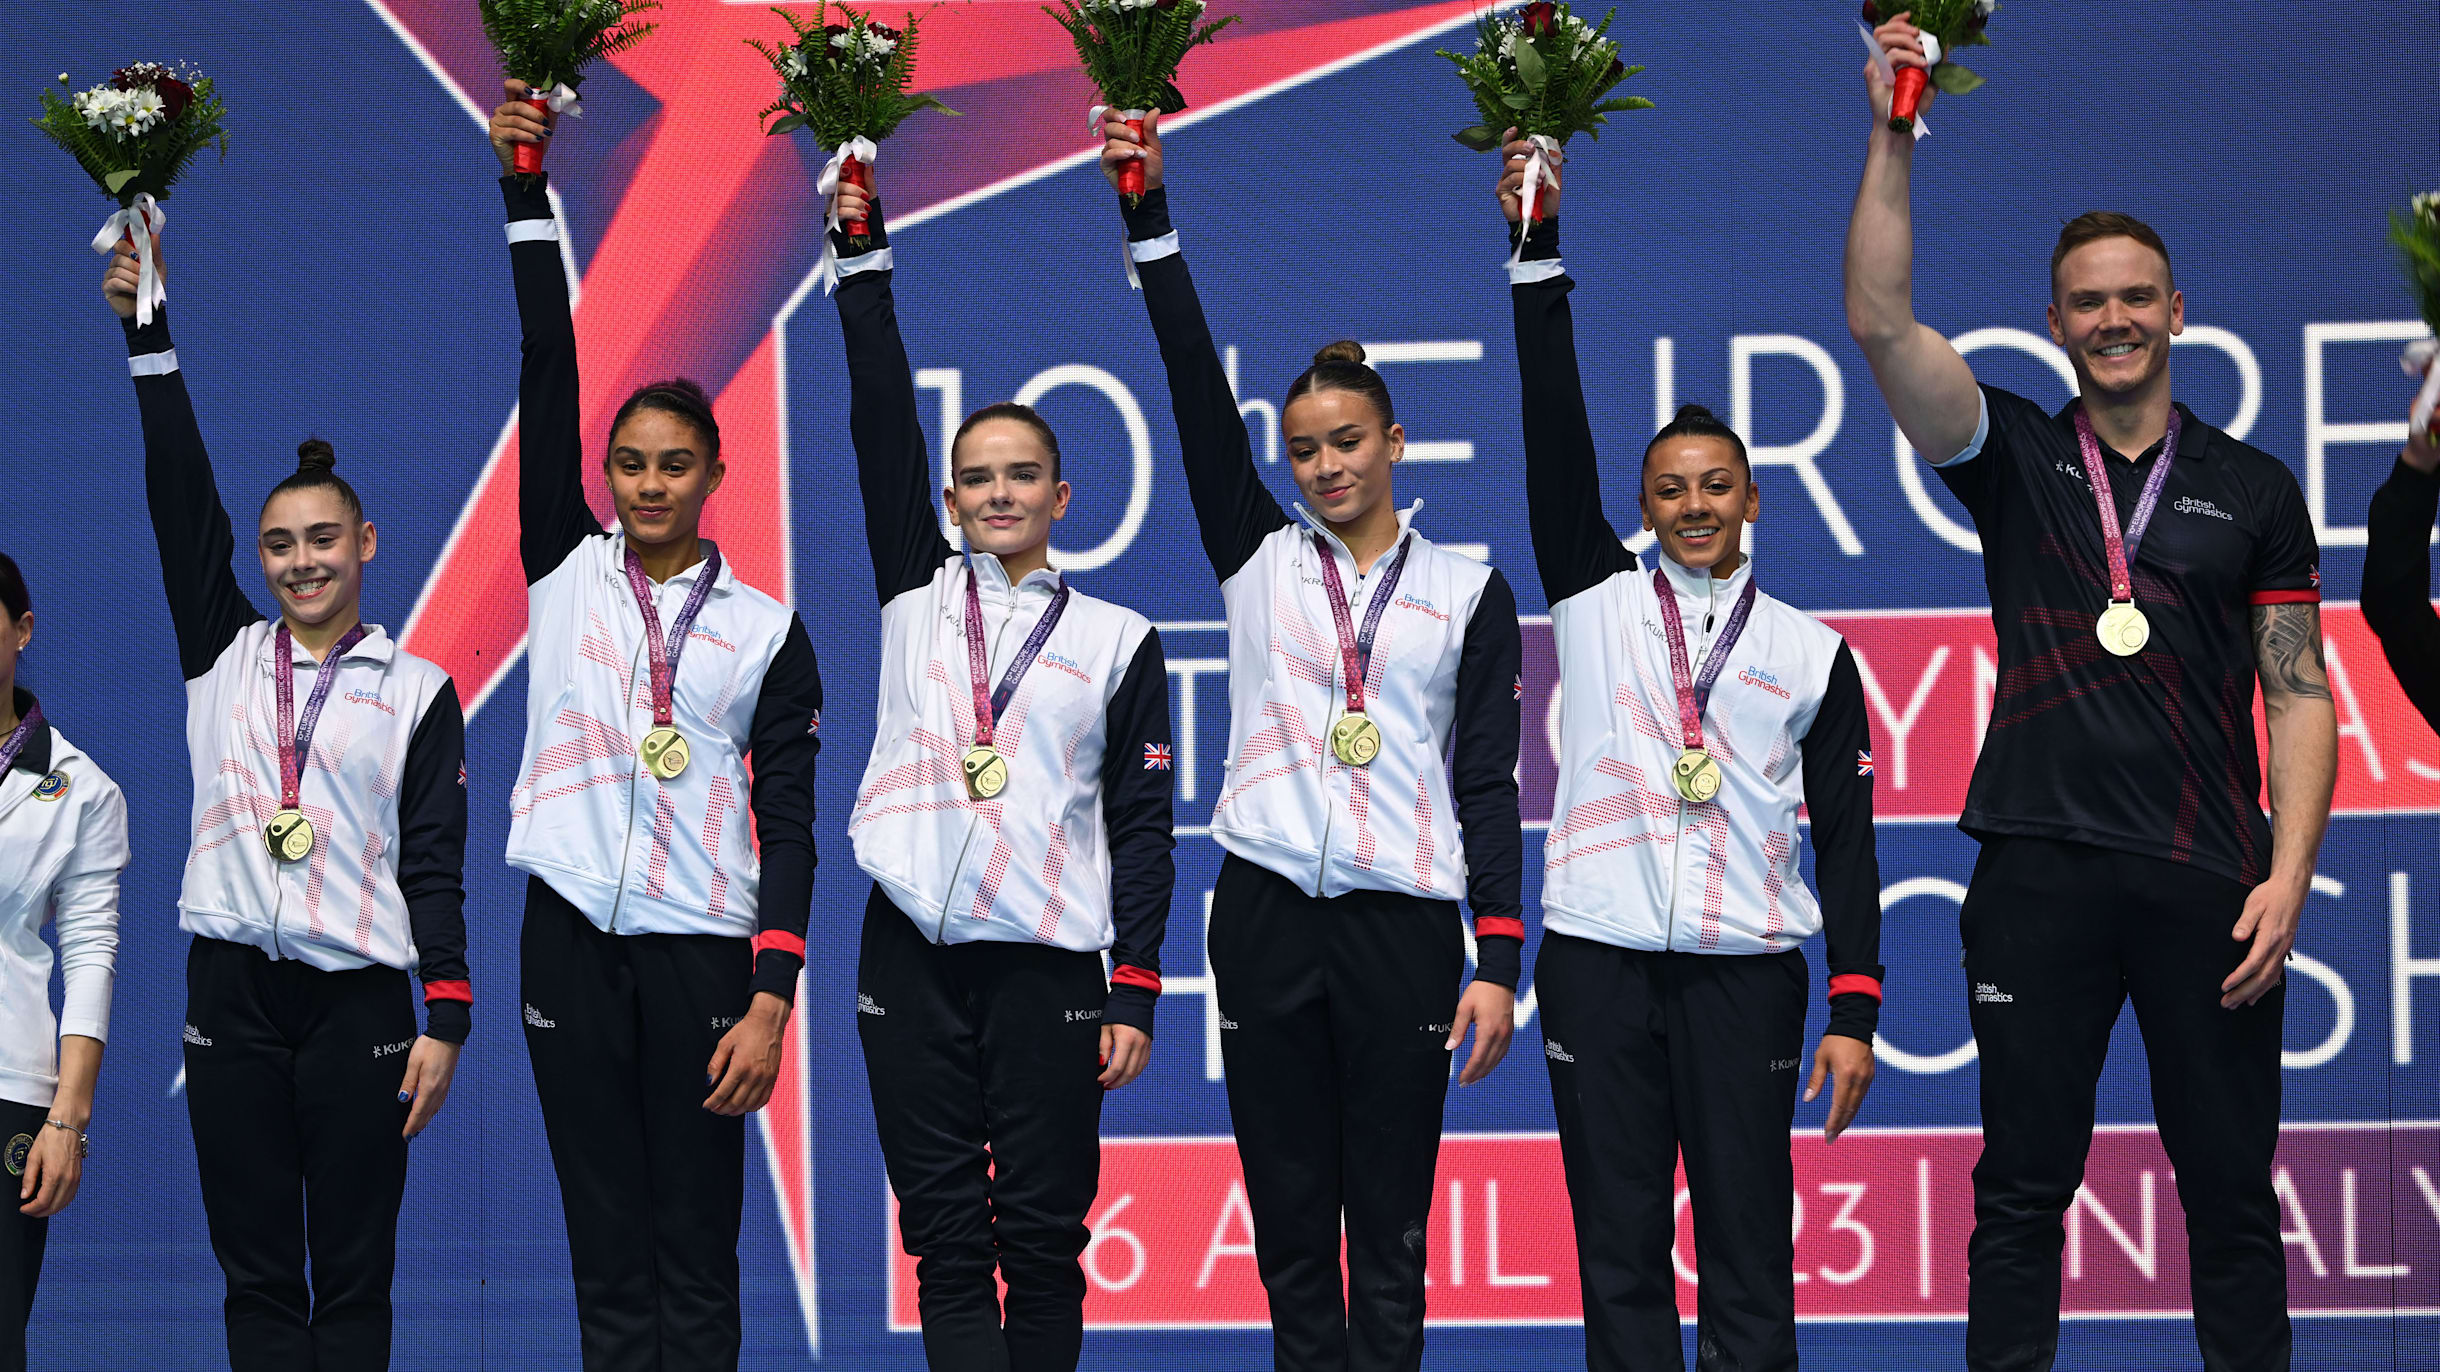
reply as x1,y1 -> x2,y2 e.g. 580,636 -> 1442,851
368,0 -> 1484,1347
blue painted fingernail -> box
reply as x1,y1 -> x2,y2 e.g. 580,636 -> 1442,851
397,1091 -> 411,1103
705,1073 -> 714,1086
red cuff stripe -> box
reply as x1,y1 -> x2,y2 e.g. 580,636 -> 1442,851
751,931 -> 807,959
1827,974 -> 1883,1004
1473,916 -> 1526,942
2249,589 -> 2321,605
1110,964 -> 1163,994
421,980 -> 472,1004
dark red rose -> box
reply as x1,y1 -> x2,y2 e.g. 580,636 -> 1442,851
1156,0 -> 1181,8
1521,3 -> 1558,39
156,75 -> 193,121
822,23 -> 849,39
1966,10 -> 1988,29
1606,55 -> 1624,80
1860,2 -> 1880,22
870,21 -> 901,40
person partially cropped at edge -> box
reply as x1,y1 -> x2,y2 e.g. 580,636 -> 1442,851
1845,19 -> 2336,1372
1497,135 -> 1883,1372
0,553 -> 130,1372
826,160 -> 1175,1372
108,238 -> 470,1371
491,87 -> 823,1372
2363,388 -> 2440,738
1102,110 -> 1524,1372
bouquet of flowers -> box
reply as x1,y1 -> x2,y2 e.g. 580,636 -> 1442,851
478,0 -> 661,174
750,5 -> 955,248
34,62 -> 229,326
1440,3 -> 1649,255
1860,0 -> 1996,134
1045,0 -> 1238,202
2393,191 -> 2440,443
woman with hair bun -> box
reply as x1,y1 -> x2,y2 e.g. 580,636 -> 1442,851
106,240 -> 470,1370
491,85 -> 824,1370
1496,134 -> 1884,1371
0,552 -> 130,1371
827,159 -> 1175,1372
1101,111 -> 1525,1370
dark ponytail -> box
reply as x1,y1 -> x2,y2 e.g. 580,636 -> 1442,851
1285,339 -> 1397,429
0,551 -> 29,623
610,378 -> 722,460
1644,403 -> 1749,471
264,437 -> 365,519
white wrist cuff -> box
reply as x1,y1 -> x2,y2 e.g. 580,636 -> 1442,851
128,349 -> 179,377
505,219 -> 560,243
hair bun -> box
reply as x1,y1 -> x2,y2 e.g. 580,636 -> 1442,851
295,437 -> 337,472
1671,403 -> 1722,427
1311,339 -> 1368,368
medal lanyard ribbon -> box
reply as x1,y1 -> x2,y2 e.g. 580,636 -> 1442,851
1314,535 -> 1414,715
2072,405 -> 2182,602
274,622 -> 369,811
624,545 -> 724,731
0,697 -> 44,776
1651,569 -> 1760,753
963,563 -> 1072,750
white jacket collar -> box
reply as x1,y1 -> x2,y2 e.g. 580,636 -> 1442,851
277,622 -> 397,668
1655,549 -> 1752,607
614,538 -> 735,598
1293,499 -> 1424,565
963,549 -> 1064,602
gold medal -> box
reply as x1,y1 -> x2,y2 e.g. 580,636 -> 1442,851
1330,712 -> 1383,767
1671,749 -> 1722,805
2096,601 -> 2150,658
640,725 -> 690,780
963,744 -> 1009,801
265,808 -> 315,863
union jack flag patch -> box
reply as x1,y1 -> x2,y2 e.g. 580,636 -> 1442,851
1513,674 -> 1524,701
807,708 -> 822,736
1143,743 -> 1172,770
1856,750 -> 1874,778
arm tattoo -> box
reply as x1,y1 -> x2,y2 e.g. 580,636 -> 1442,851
2253,601 -> 2333,702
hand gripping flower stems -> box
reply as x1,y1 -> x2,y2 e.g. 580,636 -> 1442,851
750,4 -> 955,259
35,62 -> 228,328
1861,0 -> 1997,133
477,0 -> 660,174
1048,0 -> 1237,203
1439,3 -> 1649,258
2392,190 -> 2440,443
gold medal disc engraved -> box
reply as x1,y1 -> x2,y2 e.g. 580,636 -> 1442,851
1330,713 -> 1383,767
640,726 -> 690,781
2096,601 -> 2150,658
963,745 -> 1009,801
265,808 -> 315,863
1672,749 -> 1723,805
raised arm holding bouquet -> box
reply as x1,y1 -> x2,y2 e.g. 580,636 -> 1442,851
1439,3 -> 1649,261
750,4 -> 955,293
477,0 -> 660,174
2392,190 -> 2440,444
35,62 -> 226,326
1047,0 -> 1236,207
1859,1 -> 1996,135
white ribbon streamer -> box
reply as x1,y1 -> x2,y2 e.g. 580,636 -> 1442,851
1508,135 -> 1562,269
1090,104 -> 1155,288
91,193 -> 167,328
2404,337 -> 2440,441
1857,19 -> 1930,141
543,82 -> 583,118
814,135 -> 879,297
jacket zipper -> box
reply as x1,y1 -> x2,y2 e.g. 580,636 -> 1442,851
1661,574 -> 1720,953
934,575 -> 1019,944
608,590 -> 651,934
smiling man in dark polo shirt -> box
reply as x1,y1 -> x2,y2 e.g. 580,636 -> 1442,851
1839,16 -> 2340,1372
